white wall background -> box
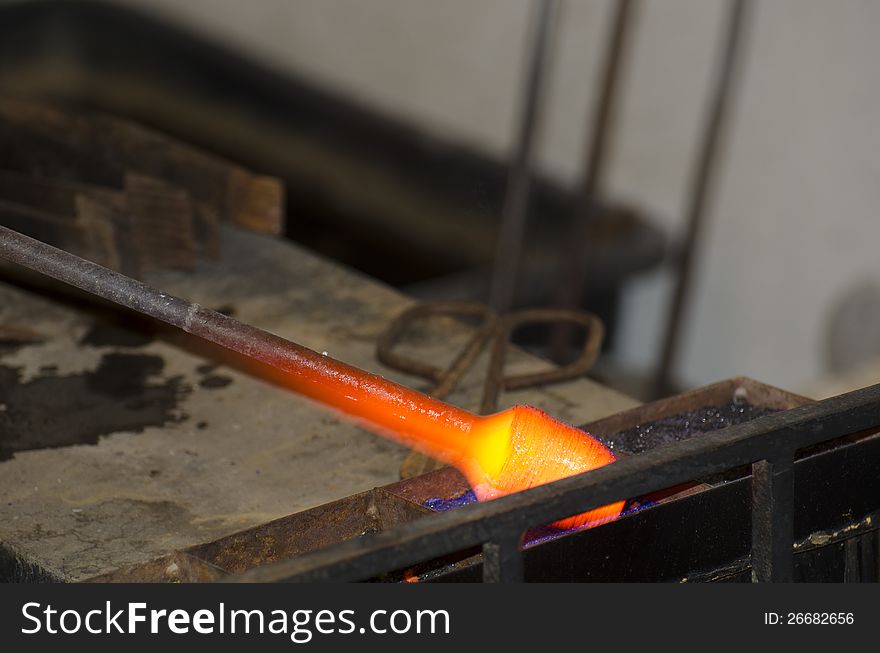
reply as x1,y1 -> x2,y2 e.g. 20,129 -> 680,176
116,0 -> 880,394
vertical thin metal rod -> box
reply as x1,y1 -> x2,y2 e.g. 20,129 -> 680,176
482,536 -> 525,582
552,0 -> 638,355
751,456 -> 794,582
653,0 -> 752,396
489,0 -> 561,313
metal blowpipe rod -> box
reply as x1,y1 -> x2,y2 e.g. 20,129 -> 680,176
0,225 -> 622,528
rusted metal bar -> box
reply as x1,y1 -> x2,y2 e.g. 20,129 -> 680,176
553,0 -> 638,355
489,0 -> 560,313
482,536 -> 525,583
376,301 -> 497,400
378,303 -> 604,414
653,0 -> 752,396
751,456 -> 795,582
481,308 -> 603,413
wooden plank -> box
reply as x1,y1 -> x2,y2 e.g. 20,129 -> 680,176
0,98 -> 285,235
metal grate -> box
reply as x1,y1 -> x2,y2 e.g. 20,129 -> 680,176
231,382 -> 880,583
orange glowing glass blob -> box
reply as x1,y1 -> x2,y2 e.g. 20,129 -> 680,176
246,340 -> 623,529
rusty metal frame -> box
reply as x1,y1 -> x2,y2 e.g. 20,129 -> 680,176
230,382 -> 880,583
489,0 -> 560,313
377,301 -> 603,414
654,0 -> 752,395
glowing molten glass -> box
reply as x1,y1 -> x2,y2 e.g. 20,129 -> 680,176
466,406 -> 624,529
251,340 -> 623,529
